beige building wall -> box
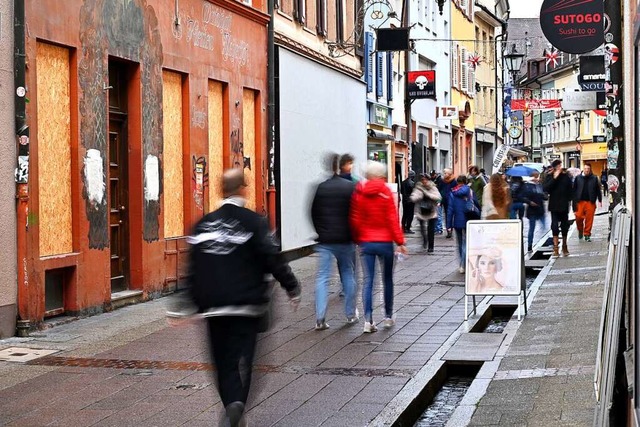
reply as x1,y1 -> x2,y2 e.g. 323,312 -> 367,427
0,0 -> 17,337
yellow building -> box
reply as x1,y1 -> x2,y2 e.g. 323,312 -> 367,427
450,0 -> 476,175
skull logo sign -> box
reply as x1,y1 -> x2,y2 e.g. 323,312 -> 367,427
415,75 -> 429,90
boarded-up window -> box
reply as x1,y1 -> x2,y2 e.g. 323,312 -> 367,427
37,42 -> 73,256
162,71 -> 184,238
208,81 -> 225,209
242,89 -> 257,212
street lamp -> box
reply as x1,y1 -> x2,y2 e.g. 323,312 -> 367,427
436,0 -> 447,15
574,110 -> 584,141
504,44 -> 525,82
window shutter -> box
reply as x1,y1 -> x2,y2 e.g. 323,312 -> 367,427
376,51 -> 384,98
316,0 -> 327,36
461,47 -> 468,92
387,52 -> 394,101
365,32 -> 373,93
297,0 -> 306,24
469,62 -> 475,96
336,0 -> 343,42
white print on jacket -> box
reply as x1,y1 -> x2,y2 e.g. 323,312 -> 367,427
187,219 -> 254,255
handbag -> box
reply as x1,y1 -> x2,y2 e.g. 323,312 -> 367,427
464,191 -> 481,220
419,197 -> 436,216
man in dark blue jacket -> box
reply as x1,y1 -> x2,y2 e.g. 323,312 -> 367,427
169,169 -> 300,427
311,155 -> 358,330
544,160 -> 574,257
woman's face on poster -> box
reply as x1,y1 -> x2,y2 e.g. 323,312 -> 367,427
478,256 -> 498,277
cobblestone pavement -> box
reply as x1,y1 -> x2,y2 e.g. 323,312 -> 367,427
467,211 -> 610,427
0,227 -> 471,427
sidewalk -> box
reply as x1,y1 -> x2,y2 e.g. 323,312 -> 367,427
465,212 -> 609,426
0,230 -> 469,427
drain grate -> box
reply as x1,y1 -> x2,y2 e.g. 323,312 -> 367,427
0,347 -> 59,363
28,355 -> 414,377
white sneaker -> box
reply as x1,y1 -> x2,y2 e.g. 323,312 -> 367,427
315,320 -> 330,330
363,321 -> 377,333
382,317 -> 395,328
346,308 -> 360,324
458,267 -> 465,274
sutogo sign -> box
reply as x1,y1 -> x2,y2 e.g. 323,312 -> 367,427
539,0 -> 604,54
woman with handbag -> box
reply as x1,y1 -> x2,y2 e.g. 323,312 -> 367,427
410,173 -> 441,253
447,175 -> 478,273
481,173 -> 512,220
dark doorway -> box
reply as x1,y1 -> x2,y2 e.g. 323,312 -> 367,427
108,62 -> 131,293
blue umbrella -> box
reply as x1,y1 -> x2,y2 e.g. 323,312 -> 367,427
505,165 -> 536,177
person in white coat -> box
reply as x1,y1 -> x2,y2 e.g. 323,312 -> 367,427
410,174 -> 441,253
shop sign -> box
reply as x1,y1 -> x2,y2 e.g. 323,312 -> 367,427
511,99 -> 561,110
561,91 -> 597,110
540,0 -> 604,54
549,154 -> 561,159
593,135 -> 606,143
407,70 -> 436,99
437,105 -> 459,120
373,105 -> 389,126
579,56 -> 605,91
568,152 -> 581,159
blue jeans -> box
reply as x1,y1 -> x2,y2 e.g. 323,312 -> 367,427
436,205 -> 443,233
360,242 -> 395,323
454,228 -> 466,268
527,214 -> 546,248
315,243 -> 357,321
510,202 -> 525,219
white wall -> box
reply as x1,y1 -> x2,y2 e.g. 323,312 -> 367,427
278,48 -> 366,251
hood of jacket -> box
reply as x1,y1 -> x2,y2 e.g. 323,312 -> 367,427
442,175 -> 455,184
356,179 -> 391,198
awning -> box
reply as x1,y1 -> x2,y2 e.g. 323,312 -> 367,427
508,147 -> 528,157
367,128 -> 394,140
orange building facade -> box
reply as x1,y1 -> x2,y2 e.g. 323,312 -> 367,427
18,0 -> 269,326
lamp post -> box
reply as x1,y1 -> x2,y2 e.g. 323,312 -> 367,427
503,44 -> 525,152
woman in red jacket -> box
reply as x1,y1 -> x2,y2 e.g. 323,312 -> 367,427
350,161 -> 407,333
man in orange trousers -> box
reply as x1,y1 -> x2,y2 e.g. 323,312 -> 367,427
573,163 -> 602,242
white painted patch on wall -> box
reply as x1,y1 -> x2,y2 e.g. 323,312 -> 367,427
84,149 -> 105,204
145,155 -> 160,202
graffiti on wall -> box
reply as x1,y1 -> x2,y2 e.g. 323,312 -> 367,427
84,149 -> 106,208
79,0 -> 163,247
192,156 -> 209,212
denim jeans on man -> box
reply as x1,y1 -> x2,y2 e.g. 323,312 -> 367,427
454,228 -> 466,268
360,242 -> 395,323
315,243 -> 357,322
510,202 -> 525,219
436,205 -> 443,233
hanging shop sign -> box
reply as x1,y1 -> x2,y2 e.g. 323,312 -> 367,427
511,99 -> 561,110
373,105 -> 390,126
437,105 -> 459,120
579,55 -> 605,91
376,28 -> 410,51
562,91 -> 597,110
539,0 -> 604,54
407,70 -> 436,99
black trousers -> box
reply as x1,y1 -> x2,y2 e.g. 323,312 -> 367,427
550,211 -> 569,238
402,201 -> 415,230
419,218 -> 437,250
206,316 -> 259,407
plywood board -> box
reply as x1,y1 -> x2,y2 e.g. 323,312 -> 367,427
37,42 -> 73,256
162,70 -> 184,238
242,89 -> 256,212
208,81 -> 224,210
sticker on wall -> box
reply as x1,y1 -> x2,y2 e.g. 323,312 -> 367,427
84,149 -> 105,206
607,175 -> 619,193
145,155 -> 160,202
15,156 -> 29,184
604,43 -> 619,65
607,144 -> 619,169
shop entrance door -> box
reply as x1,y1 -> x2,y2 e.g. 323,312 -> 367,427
108,63 -> 131,293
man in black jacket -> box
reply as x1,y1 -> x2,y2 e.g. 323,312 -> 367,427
171,168 -> 300,427
573,163 -> 602,241
401,171 -> 417,233
311,156 -> 358,330
543,159 -> 574,257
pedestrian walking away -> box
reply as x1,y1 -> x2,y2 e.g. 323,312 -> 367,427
447,175 -> 475,273
573,163 -> 602,242
430,170 -> 444,234
311,154 -> 358,330
601,167 -> 608,196
167,168 -> 301,427
350,161 -> 407,333
544,160 -> 574,257
481,173 -> 512,220
401,170 -> 417,233
509,176 -> 526,219
523,171 -> 547,252
468,165 -> 486,208
411,173 -> 441,253
438,168 -> 457,238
